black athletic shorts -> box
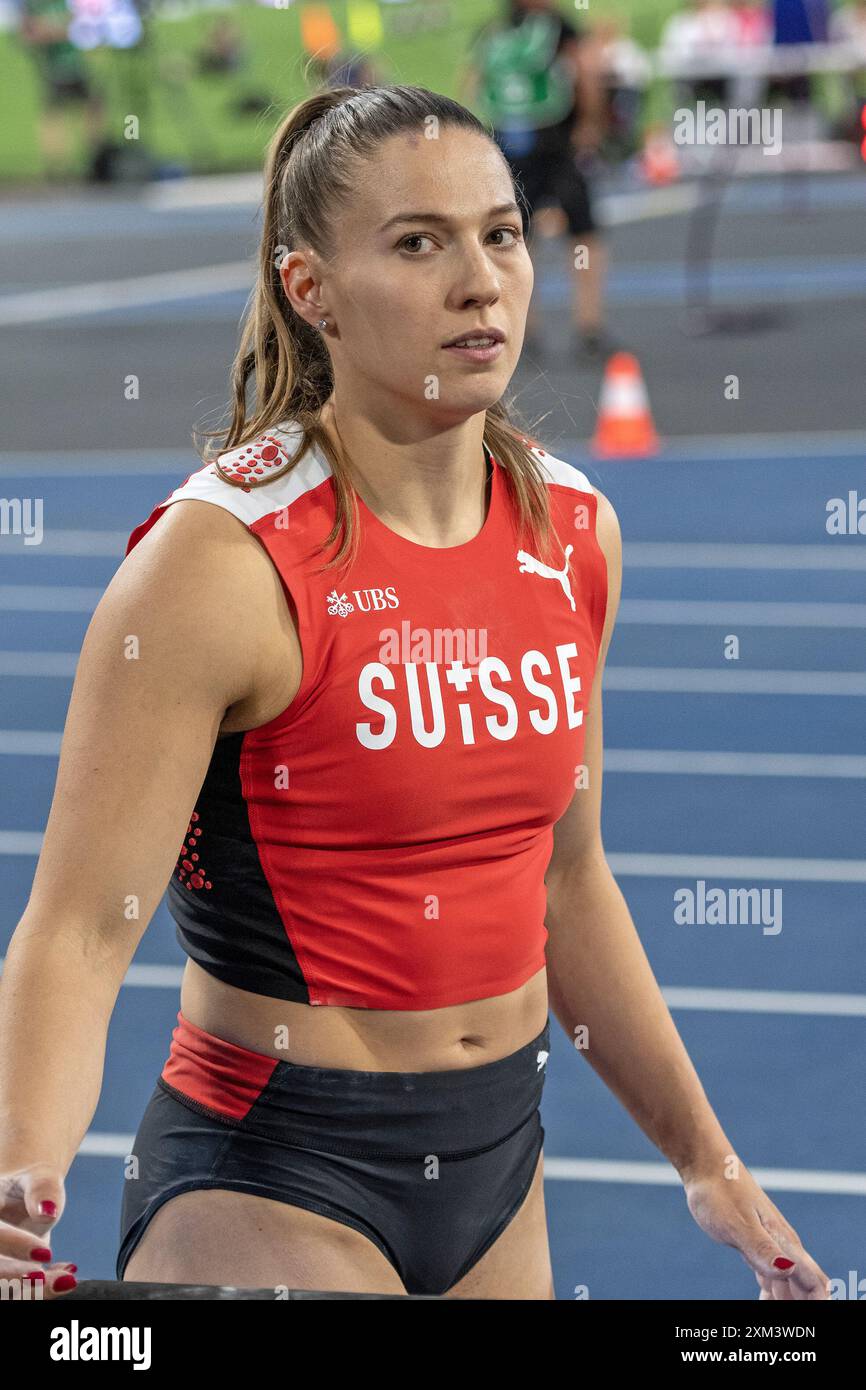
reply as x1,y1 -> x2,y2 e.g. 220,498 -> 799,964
497,124 -> 597,238
117,1011 -> 551,1296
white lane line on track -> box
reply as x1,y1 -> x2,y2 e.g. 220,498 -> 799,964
0,653 -> 78,675
662,986 -> 866,1016
605,668 -> 866,695
69,1128 -> 866,1193
68,1129 -> 866,1196
0,261 -> 253,327
0,832 -> 44,853
603,749 -> 866,777
541,1159 -> 866,1195
617,600 -> 866,627
0,531 -> 129,557
4,958 -> 865,1016
142,174 -> 702,223
3,734 -> 864,778
2,432 -> 865,474
608,853 -> 866,882
1,836 -> 863,881
561,431 -> 866,460
5,585 -> 866,632
2,532 -> 866,569
0,585 -> 103,610
5,531 -> 866,577
623,542 -> 866,571
0,450 -> 187,475
1,654 -> 864,693
0,731 -> 62,754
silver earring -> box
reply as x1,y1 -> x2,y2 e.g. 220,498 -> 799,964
317,318 -> 328,330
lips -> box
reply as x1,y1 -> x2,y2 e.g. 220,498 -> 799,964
442,328 -> 506,348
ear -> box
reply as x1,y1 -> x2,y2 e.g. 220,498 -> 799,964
278,247 -> 325,329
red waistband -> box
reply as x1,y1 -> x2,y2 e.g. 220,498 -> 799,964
160,1012 -> 278,1120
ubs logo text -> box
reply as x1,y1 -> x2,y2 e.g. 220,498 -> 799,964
354,586 -> 399,612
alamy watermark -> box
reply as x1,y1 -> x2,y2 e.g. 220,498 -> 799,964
673,101 -> 782,157
0,496 -> 43,545
674,880 -> 782,936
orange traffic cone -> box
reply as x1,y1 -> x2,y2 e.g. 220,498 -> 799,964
591,353 -> 660,458
640,125 -> 681,186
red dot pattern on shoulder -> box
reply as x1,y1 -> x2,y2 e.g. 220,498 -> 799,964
218,434 -> 292,492
176,811 -> 212,892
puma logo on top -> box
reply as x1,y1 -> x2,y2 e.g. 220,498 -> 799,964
517,546 -> 576,612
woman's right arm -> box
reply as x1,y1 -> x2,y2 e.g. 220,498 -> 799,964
0,497 -> 292,1290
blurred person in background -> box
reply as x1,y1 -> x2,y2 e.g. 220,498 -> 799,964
15,0 -> 107,179
830,0 -> 866,53
197,16 -> 244,77
592,16 -> 651,162
730,0 -> 772,47
658,0 -> 740,105
194,15 -> 272,121
464,0 -> 611,363
322,50 -> 381,88
729,0 -> 773,107
769,0 -> 829,121
829,0 -> 866,138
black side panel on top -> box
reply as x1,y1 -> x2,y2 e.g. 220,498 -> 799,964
166,731 -> 311,1003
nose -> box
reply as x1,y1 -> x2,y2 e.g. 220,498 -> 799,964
446,238 -> 502,310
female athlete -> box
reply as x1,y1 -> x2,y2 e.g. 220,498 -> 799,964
0,85 -> 830,1301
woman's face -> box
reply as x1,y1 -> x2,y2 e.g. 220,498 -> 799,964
302,127 -> 534,426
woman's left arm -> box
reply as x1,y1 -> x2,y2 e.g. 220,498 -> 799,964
544,489 -> 831,1300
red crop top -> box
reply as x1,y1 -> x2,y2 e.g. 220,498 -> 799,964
125,420 -> 608,1009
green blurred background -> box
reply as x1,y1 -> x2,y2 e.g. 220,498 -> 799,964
0,0 -> 683,181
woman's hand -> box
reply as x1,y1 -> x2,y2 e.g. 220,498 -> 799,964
683,1163 -> 831,1300
0,1164 -> 78,1297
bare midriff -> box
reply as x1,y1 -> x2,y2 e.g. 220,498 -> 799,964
180,957 -> 549,1072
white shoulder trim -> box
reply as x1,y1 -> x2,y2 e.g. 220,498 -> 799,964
161,422 -> 332,528
529,445 -> 595,495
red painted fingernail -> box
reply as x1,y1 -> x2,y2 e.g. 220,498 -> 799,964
38,1200 -> 57,1217
30,1246 -> 52,1261
61,1264 -> 78,1273
773,1257 -> 795,1270
23,1271 -> 46,1282
53,1274 -> 77,1292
